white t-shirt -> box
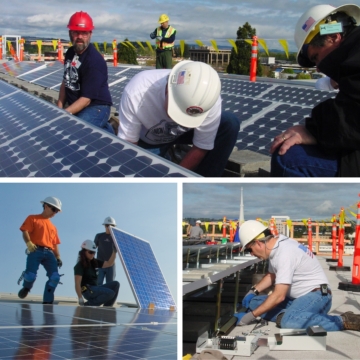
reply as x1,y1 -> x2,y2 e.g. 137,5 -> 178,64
118,69 -> 222,150
268,234 -> 329,299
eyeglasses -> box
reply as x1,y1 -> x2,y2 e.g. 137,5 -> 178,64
47,204 -> 59,213
244,241 -> 256,252
87,250 -> 95,255
70,30 -> 91,37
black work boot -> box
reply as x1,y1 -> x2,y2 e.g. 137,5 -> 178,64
18,287 -> 30,299
341,311 -> 360,331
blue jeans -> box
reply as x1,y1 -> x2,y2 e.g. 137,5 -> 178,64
271,145 -> 339,177
76,105 -> 114,134
97,264 -> 116,285
83,281 -> 120,306
249,290 -> 344,331
138,111 -> 241,177
23,247 -> 60,303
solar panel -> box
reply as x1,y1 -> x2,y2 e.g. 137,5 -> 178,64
0,81 -> 197,177
0,302 -> 177,359
110,227 -> 176,310
0,61 -> 46,76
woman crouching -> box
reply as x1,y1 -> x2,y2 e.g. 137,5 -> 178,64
74,240 -> 120,306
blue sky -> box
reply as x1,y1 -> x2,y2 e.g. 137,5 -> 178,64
2,0 -> 360,51
0,182 -> 177,305
183,182 -> 360,223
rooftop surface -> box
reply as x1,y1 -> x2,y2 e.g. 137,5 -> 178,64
185,255 -> 360,360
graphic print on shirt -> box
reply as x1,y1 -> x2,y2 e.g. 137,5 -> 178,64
298,243 -> 314,258
64,55 -> 81,91
144,119 -> 189,143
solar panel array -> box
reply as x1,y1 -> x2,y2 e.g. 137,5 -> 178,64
0,81 -> 196,177
0,60 -> 337,166
0,302 -> 177,359
111,227 -> 176,310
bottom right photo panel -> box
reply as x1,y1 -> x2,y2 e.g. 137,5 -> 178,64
182,183 -> 360,360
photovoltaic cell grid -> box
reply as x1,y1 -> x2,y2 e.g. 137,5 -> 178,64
0,302 -> 177,359
219,77 -> 335,156
0,61 -> 45,76
110,227 -> 176,310
0,81 -> 196,177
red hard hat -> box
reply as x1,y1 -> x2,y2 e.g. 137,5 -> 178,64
67,11 -> 94,31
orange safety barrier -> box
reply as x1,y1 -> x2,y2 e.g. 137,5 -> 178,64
337,208 -> 345,267
352,198 -> 360,284
57,39 -> 63,62
0,37 -> 3,60
19,38 -> 24,62
222,216 -> 227,238
308,218 -> 313,253
270,218 -> 278,236
229,225 -> 234,243
331,215 -> 337,260
250,36 -> 258,82
9,43 -> 19,62
113,39 -> 117,67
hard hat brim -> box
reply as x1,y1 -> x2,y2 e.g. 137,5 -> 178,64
167,61 -> 210,128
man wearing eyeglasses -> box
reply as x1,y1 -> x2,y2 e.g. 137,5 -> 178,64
57,11 -> 114,134
117,60 -> 240,177
234,220 -> 360,332
94,216 -> 117,285
18,196 -> 63,304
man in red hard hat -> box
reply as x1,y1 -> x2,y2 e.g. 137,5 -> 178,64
57,11 -> 114,134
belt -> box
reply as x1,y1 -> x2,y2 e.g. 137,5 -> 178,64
81,285 -> 93,293
37,246 -> 52,250
311,287 -> 332,295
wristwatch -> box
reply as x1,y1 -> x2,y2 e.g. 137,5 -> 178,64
251,285 -> 260,296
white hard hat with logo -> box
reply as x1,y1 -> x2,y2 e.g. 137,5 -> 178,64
103,216 -> 116,226
239,220 -> 267,249
40,196 -> 62,211
295,4 -> 360,67
81,240 -> 97,251
167,60 -> 221,128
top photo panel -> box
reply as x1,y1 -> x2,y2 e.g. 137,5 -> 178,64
1,3 -> 356,177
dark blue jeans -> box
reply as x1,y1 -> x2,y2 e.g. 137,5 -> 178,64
138,111 -> 241,177
97,264 -> 116,285
83,281 -> 120,307
76,105 -> 114,134
249,291 -> 344,331
271,144 -> 339,177
23,247 -> 60,303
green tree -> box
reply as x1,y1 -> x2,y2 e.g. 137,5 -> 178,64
227,22 -> 262,76
117,38 -> 138,65
174,43 -> 190,58
283,68 -> 294,74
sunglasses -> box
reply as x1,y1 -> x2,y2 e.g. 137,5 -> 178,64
87,250 -> 95,255
47,204 -> 59,213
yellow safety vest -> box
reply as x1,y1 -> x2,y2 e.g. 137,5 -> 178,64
156,26 -> 176,50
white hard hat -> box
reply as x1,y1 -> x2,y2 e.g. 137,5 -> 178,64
196,220 -> 201,224
295,4 -> 360,67
167,61 -> 221,128
41,196 -> 62,211
239,220 -> 267,249
81,240 -> 97,251
103,216 -> 116,226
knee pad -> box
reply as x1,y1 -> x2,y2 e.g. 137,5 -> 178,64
24,271 -> 36,283
48,272 -> 60,288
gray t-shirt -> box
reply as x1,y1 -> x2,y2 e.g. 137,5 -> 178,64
94,232 -> 116,262
189,226 -> 204,238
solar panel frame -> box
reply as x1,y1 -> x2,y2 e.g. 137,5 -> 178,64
110,227 -> 176,310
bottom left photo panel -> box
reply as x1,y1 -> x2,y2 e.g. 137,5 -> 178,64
0,182 -> 178,360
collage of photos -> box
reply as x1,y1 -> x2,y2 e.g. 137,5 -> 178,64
1,0 -> 360,359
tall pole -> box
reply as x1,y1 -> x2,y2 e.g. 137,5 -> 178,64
250,36 -> 258,82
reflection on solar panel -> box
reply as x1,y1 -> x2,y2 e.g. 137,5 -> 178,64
0,302 -> 177,359
0,81 -> 196,177
111,228 -> 176,310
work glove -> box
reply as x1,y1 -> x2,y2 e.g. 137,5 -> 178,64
78,297 -> 84,306
56,257 -> 62,268
156,36 -> 163,41
242,289 -> 256,308
235,311 -> 256,326
26,241 -> 37,253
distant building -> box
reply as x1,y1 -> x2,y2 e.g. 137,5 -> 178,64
189,46 -> 231,67
259,57 -> 275,65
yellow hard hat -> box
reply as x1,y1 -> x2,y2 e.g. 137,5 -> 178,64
158,14 -> 169,23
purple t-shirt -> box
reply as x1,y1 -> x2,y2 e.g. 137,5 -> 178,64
63,43 -> 112,106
